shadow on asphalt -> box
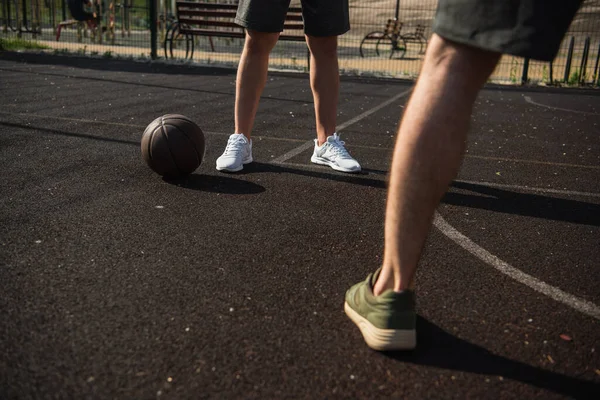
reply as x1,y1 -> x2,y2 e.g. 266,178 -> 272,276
0,54 -> 314,105
0,120 -> 140,146
163,174 -> 265,194
445,181 -> 600,226
243,161 -> 386,188
244,163 -> 600,226
385,317 -> 600,399
0,52 -> 237,76
1,122 -> 598,225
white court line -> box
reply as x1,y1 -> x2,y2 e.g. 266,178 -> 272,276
433,212 -> 600,320
270,87 -> 413,164
3,109 -> 598,173
0,110 -> 233,137
272,163 -> 600,198
4,108 -> 597,315
2,109 -> 597,171
0,110 -> 148,128
464,154 -> 600,170
524,95 -> 600,116
455,179 -> 600,198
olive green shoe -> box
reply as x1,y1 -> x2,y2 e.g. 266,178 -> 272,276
344,268 -> 416,351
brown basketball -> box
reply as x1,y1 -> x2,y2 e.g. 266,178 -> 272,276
141,114 -> 206,178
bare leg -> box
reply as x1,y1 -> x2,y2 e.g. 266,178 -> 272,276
306,35 -> 339,145
235,30 -> 280,139
373,34 -> 501,295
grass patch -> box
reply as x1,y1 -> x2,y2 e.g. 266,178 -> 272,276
0,37 -> 50,51
568,69 -> 581,85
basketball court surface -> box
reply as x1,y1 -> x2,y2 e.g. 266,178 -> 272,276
1,53 -> 599,399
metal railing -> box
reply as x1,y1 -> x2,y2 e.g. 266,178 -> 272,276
2,0 -> 599,86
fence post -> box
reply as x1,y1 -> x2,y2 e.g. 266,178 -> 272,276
564,36 -> 574,82
16,0 -> 22,38
521,58 -> 529,84
1,0 -> 7,34
593,43 -> 600,86
150,0 -> 158,59
579,37 -> 590,84
21,0 -> 27,32
51,0 -> 56,35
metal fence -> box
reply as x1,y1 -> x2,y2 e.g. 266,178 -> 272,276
2,0 -> 600,85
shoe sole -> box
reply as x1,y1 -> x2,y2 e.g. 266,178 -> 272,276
344,302 -> 416,351
311,156 -> 361,173
216,156 -> 253,172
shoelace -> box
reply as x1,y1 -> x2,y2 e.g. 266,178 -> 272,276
326,137 -> 351,159
224,136 -> 246,155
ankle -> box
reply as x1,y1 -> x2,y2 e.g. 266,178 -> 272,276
234,132 -> 250,140
373,267 -> 395,296
373,264 -> 415,296
316,132 -> 336,146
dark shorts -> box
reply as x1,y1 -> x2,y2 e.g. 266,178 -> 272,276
235,0 -> 350,37
432,0 -> 584,61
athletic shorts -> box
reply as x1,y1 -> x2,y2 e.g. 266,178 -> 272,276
235,0 -> 350,37
432,0 -> 584,61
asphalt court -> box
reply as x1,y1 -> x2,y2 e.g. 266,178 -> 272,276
1,54 -> 599,399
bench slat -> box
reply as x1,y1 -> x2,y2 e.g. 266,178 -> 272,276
178,27 -> 306,42
177,19 -> 240,28
177,10 -> 237,18
176,1 -> 302,13
177,9 -> 303,22
178,18 -> 304,30
178,28 -> 245,38
176,2 -> 237,10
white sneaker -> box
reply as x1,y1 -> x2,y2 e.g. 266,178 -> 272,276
311,133 -> 361,173
216,133 -> 253,172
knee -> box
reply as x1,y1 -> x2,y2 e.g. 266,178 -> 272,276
306,35 -> 338,60
425,34 -> 500,80
244,30 -> 280,55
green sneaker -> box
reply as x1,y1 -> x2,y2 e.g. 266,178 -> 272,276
344,268 -> 416,351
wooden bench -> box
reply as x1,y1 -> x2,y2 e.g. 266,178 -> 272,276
401,24 -> 428,55
359,19 -> 428,59
164,1 -> 309,67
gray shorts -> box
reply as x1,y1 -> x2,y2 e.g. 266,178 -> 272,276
235,0 -> 350,37
432,0 -> 584,61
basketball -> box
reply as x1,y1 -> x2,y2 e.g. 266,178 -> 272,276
141,114 -> 206,178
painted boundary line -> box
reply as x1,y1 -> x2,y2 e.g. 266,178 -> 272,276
271,162 -> 600,198
524,95 -> 600,116
434,212 -> 600,320
3,110 -> 598,171
455,179 -> 600,198
4,112 -> 598,198
270,87 -> 413,164
0,110 -> 148,129
464,154 -> 600,170
0,111 -> 232,138
3,109 -> 598,317
274,160 -> 600,319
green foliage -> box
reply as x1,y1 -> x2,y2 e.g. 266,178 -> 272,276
509,58 -> 519,83
568,69 -> 580,85
542,66 -> 549,83
0,38 -> 49,51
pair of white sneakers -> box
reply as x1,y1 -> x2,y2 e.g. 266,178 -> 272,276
215,133 -> 361,173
